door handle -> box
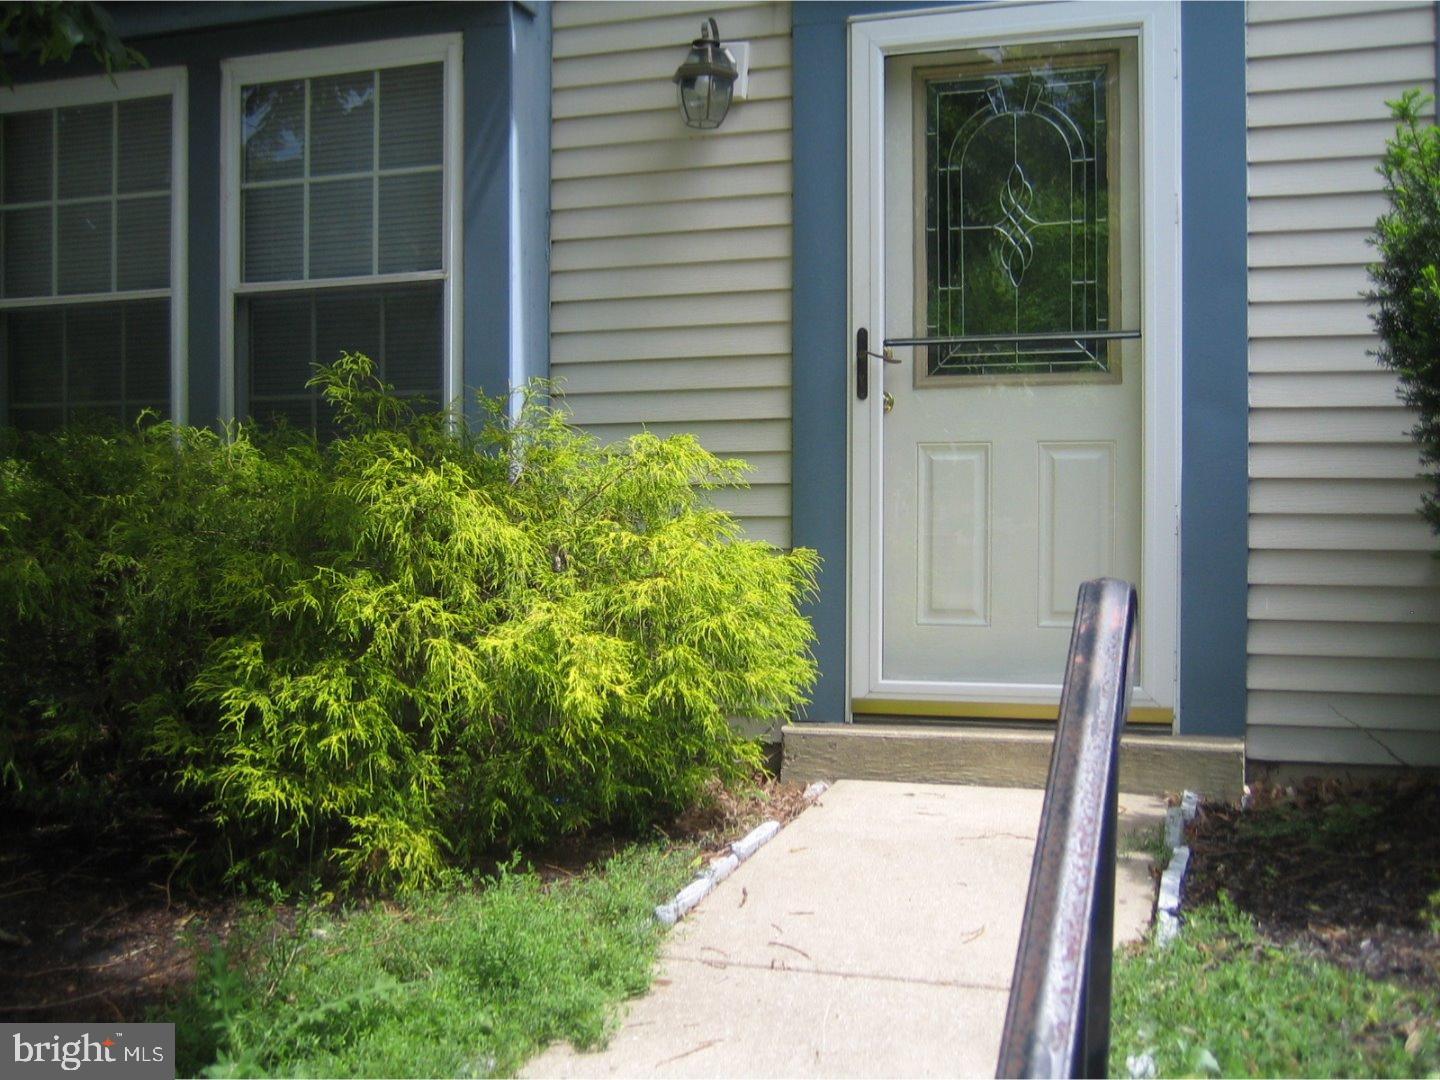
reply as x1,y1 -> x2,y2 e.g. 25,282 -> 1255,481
855,327 -> 899,401
856,327 -> 869,400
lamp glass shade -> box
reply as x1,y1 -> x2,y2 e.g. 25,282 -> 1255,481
679,74 -> 733,130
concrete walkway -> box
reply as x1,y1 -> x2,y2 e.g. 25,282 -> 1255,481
525,780 -> 1164,1078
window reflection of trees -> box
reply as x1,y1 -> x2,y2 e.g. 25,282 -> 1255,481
242,81 -> 305,180
924,61 -> 1112,379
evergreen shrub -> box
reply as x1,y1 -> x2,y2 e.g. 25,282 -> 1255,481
1370,89 -> 1440,539
0,355 -> 818,889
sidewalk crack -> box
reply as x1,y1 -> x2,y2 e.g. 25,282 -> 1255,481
667,954 -> 1010,993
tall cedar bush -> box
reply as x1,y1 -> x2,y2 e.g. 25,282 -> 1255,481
0,356 -> 819,889
1370,89 -> 1440,538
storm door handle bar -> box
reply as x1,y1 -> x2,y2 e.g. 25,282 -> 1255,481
883,329 -> 1140,348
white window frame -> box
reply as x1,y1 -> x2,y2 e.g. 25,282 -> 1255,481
218,34 -> 464,422
847,2 -> 1182,721
0,66 -> 189,424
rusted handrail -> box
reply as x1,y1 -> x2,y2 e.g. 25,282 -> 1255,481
996,577 -> 1139,1080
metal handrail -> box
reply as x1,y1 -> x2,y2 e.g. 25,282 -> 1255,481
995,577 -> 1139,1080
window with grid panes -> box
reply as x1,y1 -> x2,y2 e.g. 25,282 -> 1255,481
234,57 -> 447,434
1,90 -> 175,430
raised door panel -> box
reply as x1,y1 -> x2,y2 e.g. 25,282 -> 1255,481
1038,442 -> 1116,626
917,442 -> 991,625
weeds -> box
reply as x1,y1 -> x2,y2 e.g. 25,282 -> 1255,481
1112,895 -> 1440,1078
1120,822 -> 1172,868
170,843 -> 696,1078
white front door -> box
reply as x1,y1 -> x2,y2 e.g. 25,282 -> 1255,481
848,4 -> 1180,721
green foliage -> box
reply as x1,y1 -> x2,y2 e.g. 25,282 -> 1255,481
1230,797 -> 1385,851
170,843 -> 696,1078
0,355 -> 818,889
1369,89 -> 1440,540
0,420 -> 209,821
1112,896 -> 1440,1078
0,2 -> 145,84
1424,887 -> 1440,937
1118,821 -> 1172,868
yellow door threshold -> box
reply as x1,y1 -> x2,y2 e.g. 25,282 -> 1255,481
851,698 -> 1174,726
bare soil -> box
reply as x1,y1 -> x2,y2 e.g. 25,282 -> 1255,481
1185,777 -> 1440,990
666,774 -> 813,853
0,773 -> 809,1024
0,814 -> 239,1024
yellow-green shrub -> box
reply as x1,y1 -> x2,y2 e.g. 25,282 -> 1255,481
0,355 -> 818,889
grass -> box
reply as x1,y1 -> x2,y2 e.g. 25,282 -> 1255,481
1111,895 -> 1440,1079
169,843 -> 699,1078
1119,820 -> 1173,868
1229,798 -> 1386,851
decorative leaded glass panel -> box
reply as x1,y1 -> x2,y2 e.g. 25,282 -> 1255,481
919,55 -> 1118,380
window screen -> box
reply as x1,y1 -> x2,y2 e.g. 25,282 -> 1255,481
240,283 -> 441,435
1,96 -> 173,428
235,61 -> 446,430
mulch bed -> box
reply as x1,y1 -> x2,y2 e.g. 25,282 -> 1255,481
0,814 -> 238,1025
1185,777 -> 1440,990
666,774 -> 812,854
0,772 -> 808,1025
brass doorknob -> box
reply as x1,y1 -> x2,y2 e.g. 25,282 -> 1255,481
883,391 -> 895,414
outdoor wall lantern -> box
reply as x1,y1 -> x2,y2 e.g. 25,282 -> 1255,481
673,18 -> 748,130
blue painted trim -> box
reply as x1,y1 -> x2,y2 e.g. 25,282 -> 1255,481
792,1 -> 956,725
106,2 -> 390,40
1178,1 -> 1247,737
462,6 -> 518,422
791,7 -> 859,724
7,2 -> 547,428
511,1 -> 553,391
791,1 -> 1249,735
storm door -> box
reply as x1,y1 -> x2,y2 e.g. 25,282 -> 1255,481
847,11 -> 1179,720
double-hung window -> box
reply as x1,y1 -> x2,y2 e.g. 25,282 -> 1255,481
0,69 -> 187,430
222,36 -> 460,432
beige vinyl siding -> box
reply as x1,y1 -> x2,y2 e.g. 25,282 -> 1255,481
1246,0 -> 1440,768
550,1 -> 793,547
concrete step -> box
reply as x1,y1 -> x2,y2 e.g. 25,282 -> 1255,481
781,722 -> 1244,803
